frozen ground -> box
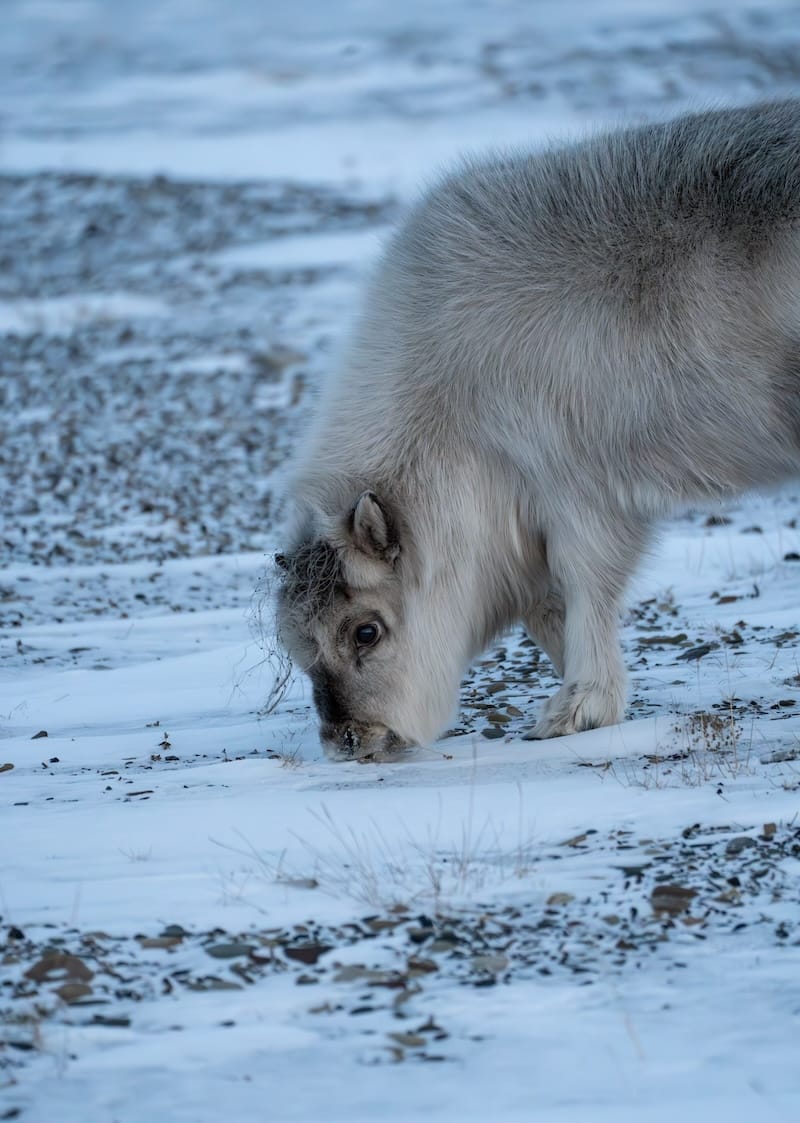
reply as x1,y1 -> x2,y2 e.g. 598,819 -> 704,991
2,1 -> 800,1120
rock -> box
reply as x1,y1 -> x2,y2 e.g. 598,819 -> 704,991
333,964 -> 369,983
677,643 -> 717,662
364,916 -> 402,932
205,941 -> 254,959
138,935 -> 183,949
471,953 -> 508,973
284,943 -> 331,965
54,981 -> 93,1004
651,884 -> 697,916
407,956 -> 438,976
388,1032 -> 426,1048
185,977 -> 241,991
91,1014 -> 131,1028
546,892 -> 574,907
639,633 -> 688,646
24,952 -> 94,984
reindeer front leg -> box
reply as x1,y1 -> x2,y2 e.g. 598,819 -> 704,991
524,514 -> 647,739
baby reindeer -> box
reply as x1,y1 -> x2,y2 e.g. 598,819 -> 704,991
276,100 -> 800,759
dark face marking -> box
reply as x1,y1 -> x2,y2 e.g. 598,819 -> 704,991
275,523 -> 413,758
309,668 -> 349,727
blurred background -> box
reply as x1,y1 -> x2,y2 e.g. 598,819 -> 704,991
2,0 -> 800,633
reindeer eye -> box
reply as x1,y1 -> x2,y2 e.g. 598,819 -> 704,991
354,622 -> 381,648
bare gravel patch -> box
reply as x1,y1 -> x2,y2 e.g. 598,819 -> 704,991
2,820 -> 798,1072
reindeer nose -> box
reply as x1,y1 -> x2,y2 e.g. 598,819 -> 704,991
342,726 -> 360,753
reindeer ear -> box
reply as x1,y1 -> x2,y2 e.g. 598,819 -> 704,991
349,491 -> 400,563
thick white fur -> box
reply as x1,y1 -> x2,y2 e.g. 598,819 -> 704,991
281,100 -> 800,747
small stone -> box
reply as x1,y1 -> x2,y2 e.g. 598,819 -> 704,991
31,730 -> 48,740
677,643 -> 716,661
185,977 -> 241,991
333,965 -> 369,983
651,884 -> 697,916
161,924 -> 190,938
481,727 -> 505,739
308,1002 -> 336,1015
471,954 -> 508,973
205,942 -> 254,959
407,956 -> 438,976
284,943 -> 331,965
388,1031 -> 426,1048
715,887 -> 741,904
91,1014 -> 131,1028
428,938 -> 458,953
54,981 -> 93,1004
25,953 -> 94,984
546,892 -> 574,907
138,936 -> 183,949
639,633 -> 688,647
364,916 -> 401,932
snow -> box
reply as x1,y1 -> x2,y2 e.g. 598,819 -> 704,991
213,227 -> 389,272
0,294 -> 168,337
2,1 -> 800,1121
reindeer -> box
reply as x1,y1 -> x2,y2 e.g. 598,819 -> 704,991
276,100 -> 800,759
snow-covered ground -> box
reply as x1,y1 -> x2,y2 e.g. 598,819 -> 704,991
2,1 -> 800,1120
